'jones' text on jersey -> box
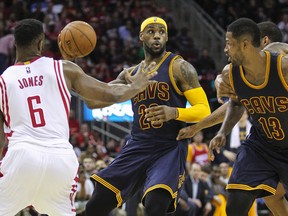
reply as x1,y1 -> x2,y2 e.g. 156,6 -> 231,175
18,75 -> 44,89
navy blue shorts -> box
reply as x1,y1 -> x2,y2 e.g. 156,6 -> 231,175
227,139 -> 288,197
91,138 -> 188,212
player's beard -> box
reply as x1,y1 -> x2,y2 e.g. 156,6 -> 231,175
144,42 -> 166,57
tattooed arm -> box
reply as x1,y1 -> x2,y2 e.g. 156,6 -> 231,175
145,58 -> 210,124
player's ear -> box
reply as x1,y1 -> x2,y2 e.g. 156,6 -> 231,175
242,38 -> 250,50
38,35 -> 45,52
262,36 -> 270,47
139,32 -> 144,42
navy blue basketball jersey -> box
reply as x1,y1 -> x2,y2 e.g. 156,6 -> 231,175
130,52 -> 187,140
229,51 -> 288,149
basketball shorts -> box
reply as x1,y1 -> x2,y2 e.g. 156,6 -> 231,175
91,138 -> 188,212
0,143 -> 79,216
227,140 -> 288,197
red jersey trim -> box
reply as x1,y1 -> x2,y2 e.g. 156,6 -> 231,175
54,60 -> 70,122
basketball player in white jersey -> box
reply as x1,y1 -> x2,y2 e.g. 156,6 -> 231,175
0,18 -> 156,216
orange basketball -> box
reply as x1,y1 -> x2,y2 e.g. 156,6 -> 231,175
58,21 -> 97,58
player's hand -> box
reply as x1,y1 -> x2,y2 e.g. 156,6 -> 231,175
58,33 -> 76,61
215,74 -> 237,103
126,61 -> 157,92
145,105 -> 177,125
223,150 -> 236,162
208,132 -> 226,161
176,124 -> 199,140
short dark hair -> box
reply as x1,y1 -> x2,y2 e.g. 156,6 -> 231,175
227,18 -> 260,47
14,19 -> 44,48
257,21 -> 283,43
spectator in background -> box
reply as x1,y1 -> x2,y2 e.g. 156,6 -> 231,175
75,166 -> 95,216
69,109 -> 80,136
186,131 -> 210,170
278,12 -> 288,43
82,156 -> 97,180
95,159 -> 108,173
205,165 -> 227,216
219,162 -> 231,185
0,22 -> 14,74
196,48 -> 216,76
30,2 -> 45,22
77,123 -> 93,151
228,110 -> 251,154
106,138 -> 120,158
175,163 -> 213,216
45,20 -> 59,54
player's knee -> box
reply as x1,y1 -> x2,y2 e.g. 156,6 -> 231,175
144,189 -> 172,216
226,190 -> 255,216
85,183 -> 117,216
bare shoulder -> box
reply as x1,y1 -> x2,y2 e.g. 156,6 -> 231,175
62,60 -> 85,90
215,64 -> 232,87
221,64 -> 230,76
172,58 -> 200,92
62,60 -> 83,75
281,55 -> 288,83
264,42 -> 288,55
220,64 -> 233,88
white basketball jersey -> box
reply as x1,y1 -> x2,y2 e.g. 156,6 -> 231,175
0,57 -> 72,148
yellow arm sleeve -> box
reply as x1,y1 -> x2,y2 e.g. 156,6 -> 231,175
186,144 -> 194,162
176,87 -> 211,122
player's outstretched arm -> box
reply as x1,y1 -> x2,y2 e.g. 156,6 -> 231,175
83,68 -> 134,108
63,61 -> 157,109
145,58 -> 211,124
176,102 -> 228,140
177,64 -> 237,140
209,99 -> 245,161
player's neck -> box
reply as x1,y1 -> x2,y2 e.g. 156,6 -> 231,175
241,50 -> 266,83
15,51 -> 42,64
144,51 -> 167,64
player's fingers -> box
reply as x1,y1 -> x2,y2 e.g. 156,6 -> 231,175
138,61 -> 145,72
217,97 -> 224,104
146,115 -> 159,122
208,147 -> 215,161
145,106 -> 157,113
177,129 -> 190,140
146,111 -> 163,122
124,68 -> 133,83
176,130 -> 184,140
144,61 -> 156,72
146,71 -> 158,79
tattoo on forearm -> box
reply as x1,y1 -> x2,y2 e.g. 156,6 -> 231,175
180,61 -> 198,87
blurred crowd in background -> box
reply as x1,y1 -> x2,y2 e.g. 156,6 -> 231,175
1,0 -> 288,215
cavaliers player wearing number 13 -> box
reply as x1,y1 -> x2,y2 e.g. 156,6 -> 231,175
85,17 -> 211,216
0,18 -> 156,216
208,18 -> 288,216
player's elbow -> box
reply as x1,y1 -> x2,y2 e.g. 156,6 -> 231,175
202,103 -> 211,117
85,99 -> 113,109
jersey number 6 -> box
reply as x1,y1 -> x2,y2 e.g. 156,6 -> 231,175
27,96 -> 46,128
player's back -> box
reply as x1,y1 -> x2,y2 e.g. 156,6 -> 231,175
0,56 -> 71,148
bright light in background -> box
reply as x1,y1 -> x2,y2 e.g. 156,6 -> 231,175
83,101 -> 191,122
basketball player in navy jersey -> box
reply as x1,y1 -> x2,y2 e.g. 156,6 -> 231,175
85,17 -> 211,216
205,18 -> 288,216
177,21 -> 288,215
0,18 -> 156,216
